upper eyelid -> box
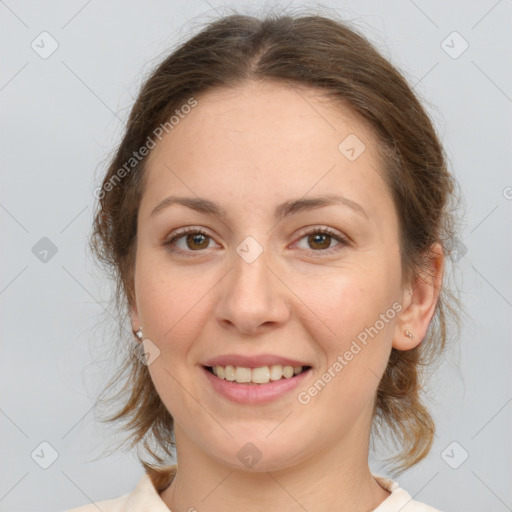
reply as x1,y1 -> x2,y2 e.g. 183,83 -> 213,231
164,226 -> 215,243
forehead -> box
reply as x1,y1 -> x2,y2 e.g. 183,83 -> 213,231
150,81 -> 373,152
140,81 -> 391,222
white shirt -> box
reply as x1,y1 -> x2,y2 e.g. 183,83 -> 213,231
65,466 -> 443,512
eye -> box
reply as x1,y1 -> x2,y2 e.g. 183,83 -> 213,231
162,225 -> 348,257
162,226 -> 218,256
294,226 -> 347,254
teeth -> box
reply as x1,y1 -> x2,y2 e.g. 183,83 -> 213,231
235,366 -> 251,383
210,364 -> 305,384
252,366 -> 270,383
269,365 -> 282,381
225,365 -> 235,381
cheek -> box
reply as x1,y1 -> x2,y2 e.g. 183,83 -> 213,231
134,259 -> 216,416
301,265 -> 398,342
134,254 -> 216,351
295,273 -> 396,417
299,264 -> 398,397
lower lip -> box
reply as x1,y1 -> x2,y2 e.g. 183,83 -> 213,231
202,366 -> 312,405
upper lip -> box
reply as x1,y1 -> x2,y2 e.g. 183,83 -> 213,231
202,354 -> 312,369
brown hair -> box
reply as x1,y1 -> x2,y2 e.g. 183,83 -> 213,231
89,7 -> 462,479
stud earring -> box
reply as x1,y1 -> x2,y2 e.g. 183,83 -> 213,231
404,329 -> 414,339
135,326 -> 143,340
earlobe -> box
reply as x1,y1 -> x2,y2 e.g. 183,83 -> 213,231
392,243 -> 444,351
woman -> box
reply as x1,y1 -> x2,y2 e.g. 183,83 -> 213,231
70,8 -> 460,512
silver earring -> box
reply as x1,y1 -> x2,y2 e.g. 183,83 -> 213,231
404,329 -> 414,339
135,326 -> 143,340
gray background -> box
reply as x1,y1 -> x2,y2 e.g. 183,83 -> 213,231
1,1 -> 511,511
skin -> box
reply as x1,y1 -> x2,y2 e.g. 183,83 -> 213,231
130,80 -> 444,512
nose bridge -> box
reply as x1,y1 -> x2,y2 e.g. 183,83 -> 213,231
216,233 -> 290,333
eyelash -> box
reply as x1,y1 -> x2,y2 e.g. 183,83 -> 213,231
162,226 -> 348,257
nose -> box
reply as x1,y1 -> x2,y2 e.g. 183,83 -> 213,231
214,241 -> 291,336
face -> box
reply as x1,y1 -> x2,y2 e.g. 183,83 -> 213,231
131,81 -> 410,472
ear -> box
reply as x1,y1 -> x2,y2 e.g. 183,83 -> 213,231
130,300 -> 141,337
393,242 -> 444,350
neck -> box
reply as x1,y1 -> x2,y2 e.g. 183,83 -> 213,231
159,424 -> 390,512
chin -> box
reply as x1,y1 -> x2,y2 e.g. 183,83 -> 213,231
209,443 -> 309,474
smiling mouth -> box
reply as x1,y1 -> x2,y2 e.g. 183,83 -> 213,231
204,364 -> 312,385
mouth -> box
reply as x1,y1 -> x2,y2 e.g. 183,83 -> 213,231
201,363 -> 313,404
203,364 -> 312,385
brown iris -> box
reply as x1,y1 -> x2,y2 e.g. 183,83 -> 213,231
308,233 -> 332,250
186,233 -> 209,250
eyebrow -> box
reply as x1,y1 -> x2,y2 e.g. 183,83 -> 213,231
150,193 -> 368,221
